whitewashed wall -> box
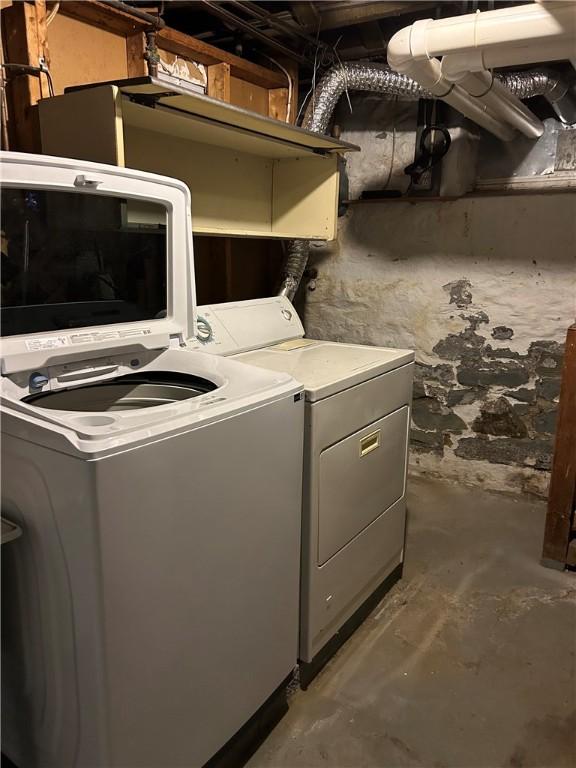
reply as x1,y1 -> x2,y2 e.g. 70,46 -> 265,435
302,189 -> 575,497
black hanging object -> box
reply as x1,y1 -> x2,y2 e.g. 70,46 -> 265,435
404,123 -> 452,184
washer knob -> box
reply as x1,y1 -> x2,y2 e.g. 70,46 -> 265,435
196,317 -> 213,344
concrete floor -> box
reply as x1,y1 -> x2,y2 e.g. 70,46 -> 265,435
249,477 -> 576,768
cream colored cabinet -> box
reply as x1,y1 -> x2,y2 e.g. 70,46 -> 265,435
39,78 -> 358,240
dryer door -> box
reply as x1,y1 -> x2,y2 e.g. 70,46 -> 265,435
317,405 -> 409,565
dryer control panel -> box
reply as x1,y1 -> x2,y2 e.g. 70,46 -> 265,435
192,297 -> 304,356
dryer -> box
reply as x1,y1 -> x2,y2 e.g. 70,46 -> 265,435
193,297 -> 414,685
0,154 -> 304,767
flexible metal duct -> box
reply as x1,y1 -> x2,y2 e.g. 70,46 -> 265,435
277,63 -> 574,299
277,240 -> 310,299
302,63 -> 426,134
498,70 -> 576,124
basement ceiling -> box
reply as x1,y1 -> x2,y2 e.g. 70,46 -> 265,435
121,1 -> 549,86
128,1 -> 471,67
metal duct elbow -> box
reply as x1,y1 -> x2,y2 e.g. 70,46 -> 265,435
278,240 -> 310,300
302,62 -> 426,134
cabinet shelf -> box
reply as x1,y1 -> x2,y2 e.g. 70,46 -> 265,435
39,78 -> 358,240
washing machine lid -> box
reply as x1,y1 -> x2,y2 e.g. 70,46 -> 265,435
236,340 -> 414,401
0,152 -> 196,374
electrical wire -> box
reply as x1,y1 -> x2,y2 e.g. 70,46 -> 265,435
332,35 -> 352,116
382,97 -> 398,189
260,53 -> 293,123
46,2 -> 60,26
297,31 -> 348,128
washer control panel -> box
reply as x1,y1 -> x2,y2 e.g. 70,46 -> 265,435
195,297 -> 304,356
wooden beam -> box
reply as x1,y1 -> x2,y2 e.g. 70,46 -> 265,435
126,31 -> 147,78
319,1 -> 432,30
58,1 -> 148,36
3,0 -> 51,151
157,26 -> 284,90
289,1 -> 319,30
51,2 -> 285,90
358,20 -> 385,51
542,324 -> 576,567
268,88 -> 288,123
207,62 -> 230,103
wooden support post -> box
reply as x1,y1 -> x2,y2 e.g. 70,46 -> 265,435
268,87 -> 289,122
224,238 -> 234,300
542,324 -> 576,568
126,31 -> 147,78
207,62 -> 230,102
3,0 -> 50,151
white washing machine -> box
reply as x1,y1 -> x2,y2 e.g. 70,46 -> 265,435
0,153 -> 304,767
193,297 -> 414,685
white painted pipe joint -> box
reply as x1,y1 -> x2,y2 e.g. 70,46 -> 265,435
388,22 -> 516,141
386,1 -> 576,140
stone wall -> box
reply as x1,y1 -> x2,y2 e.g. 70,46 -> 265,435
302,192 -> 575,497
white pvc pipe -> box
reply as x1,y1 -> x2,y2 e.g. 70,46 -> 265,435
415,2 -> 576,60
388,1 -> 576,139
388,26 -> 515,140
450,71 -> 544,138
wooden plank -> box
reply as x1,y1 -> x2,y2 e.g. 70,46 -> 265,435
48,13 -> 129,94
157,26 -> 284,89
289,2 -> 319,30
193,236 -> 230,305
345,188 -> 576,204
542,325 -> 576,565
3,0 -> 50,151
52,1 -> 283,89
58,1 -> 148,36
207,63 -> 230,103
194,237 -> 283,304
268,88 -> 289,123
224,238 -> 234,300
126,32 -> 147,78
319,1 -> 431,30
226,238 -> 284,300
229,76 -> 268,116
